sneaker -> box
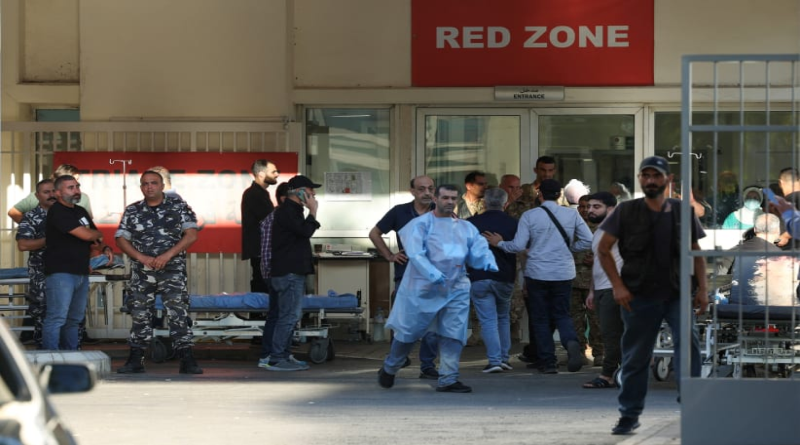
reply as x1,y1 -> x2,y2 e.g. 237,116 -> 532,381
435,381 -> 472,393
419,368 -> 439,379
611,416 -> 640,435
500,361 -> 513,371
257,356 -> 271,369
288,355 -> 308,366
482,364 -> 503,373
378,367 -> 395,388
266,359 -> 309,372
567,340 -> 584,372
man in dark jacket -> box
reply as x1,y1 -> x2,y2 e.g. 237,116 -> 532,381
240,159 -> 280,293
265,175 -> 321,371
467,187 -> 517,373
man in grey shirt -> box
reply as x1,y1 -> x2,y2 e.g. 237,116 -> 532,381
484,178 -> 593,374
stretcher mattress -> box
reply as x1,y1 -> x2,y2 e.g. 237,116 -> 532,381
155,292 -> 359,311
716,304 -> 800,321
0,268 -> 28,280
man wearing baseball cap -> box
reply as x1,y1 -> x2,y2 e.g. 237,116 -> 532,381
264,174 -> 321,371
596,156 -> 708,434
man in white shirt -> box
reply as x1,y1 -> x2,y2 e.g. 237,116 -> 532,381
582,191 -> 623,389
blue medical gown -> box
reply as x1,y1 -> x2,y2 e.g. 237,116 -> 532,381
386,213 -> 498,345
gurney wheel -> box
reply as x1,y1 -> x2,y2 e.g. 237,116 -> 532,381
652,357 -> 672,381
151,338 -> 171,363
308,338 -> 329,364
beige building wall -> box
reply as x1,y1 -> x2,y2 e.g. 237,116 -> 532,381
78,0 -> 289,120
3,0 -> 800,122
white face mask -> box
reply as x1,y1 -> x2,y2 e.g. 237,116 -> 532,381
744,199 -> 761,211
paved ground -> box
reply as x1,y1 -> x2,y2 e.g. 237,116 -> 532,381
51,339 -> 680,445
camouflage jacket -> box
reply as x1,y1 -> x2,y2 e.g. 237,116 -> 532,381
572,221 -> 597,289
16,206 -> 47,269
115,195 -> 199,266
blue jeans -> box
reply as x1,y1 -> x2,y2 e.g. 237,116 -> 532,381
389,284 -> 438,371
470,279 -> 514,365
42,273 -> 88,350
525,278 -> 579,367
260,279 -> 280,358
618,296 -> 701,418
270,274 -> 305,361
384,335 -> 464,386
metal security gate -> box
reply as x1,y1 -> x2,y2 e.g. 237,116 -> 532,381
680,54 -> 800,444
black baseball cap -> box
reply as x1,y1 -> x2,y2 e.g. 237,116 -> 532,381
639,156 -> 670,176
287,175 -> 321,189
539,179 -> 562,193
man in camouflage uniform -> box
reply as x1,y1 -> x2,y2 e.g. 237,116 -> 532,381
115,171 -> 201,374
571,195 -> 604,366
15,179 -> 57,347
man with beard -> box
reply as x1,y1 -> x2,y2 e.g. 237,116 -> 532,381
43,175 -> 106,350
378,184 -> 497,393
597,156 -> 708,435
369,175 -> 439,379
582,192 -> 623,389
456,171 -> 488,219
16,179 -> 58,347
241,159 -> 280,294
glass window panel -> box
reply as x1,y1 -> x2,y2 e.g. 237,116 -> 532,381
423,115 -> 520,189
655,111 -> 798,228
539,114 -> 635,199
305,108 -> 391,235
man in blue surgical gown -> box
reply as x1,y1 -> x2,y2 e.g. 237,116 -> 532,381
378,184 -> 498,393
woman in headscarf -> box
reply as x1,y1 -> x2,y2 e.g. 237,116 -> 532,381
722,186 -> 764,230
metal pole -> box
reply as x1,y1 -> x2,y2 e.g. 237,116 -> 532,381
109,159 -> 133,206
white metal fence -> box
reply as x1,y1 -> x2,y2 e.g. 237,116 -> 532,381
1,121 -> 300,337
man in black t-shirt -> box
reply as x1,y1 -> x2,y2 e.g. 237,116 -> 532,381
597,157 -> 707,435
42,175 -> 106,350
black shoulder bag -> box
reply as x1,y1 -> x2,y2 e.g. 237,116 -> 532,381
539,206 -> 570,248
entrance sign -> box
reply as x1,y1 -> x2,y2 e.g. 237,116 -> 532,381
494,86 -> 565,101
412,0 -> 654,87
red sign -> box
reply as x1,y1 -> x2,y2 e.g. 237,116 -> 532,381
411,0 -> 654,87
52,152 -> 298,253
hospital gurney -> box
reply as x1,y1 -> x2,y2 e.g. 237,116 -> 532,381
0,268 -> 126,333
704,303 -> 800,378
151,292 -> 363,364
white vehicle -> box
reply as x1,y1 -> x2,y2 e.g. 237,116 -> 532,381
0,319 -> 96,445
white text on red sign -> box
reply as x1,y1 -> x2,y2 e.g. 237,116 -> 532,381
436,25 -> 630,49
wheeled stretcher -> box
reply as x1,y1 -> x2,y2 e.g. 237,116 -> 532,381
151,292 -> 363,364
705,303 -> 800,378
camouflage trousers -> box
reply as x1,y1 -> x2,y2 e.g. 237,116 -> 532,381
570,288 -> 604,357
127,265 -> 192,350
26,266 -> 46,347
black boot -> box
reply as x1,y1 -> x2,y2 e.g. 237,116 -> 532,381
117,347 -> 146,374
178,348 -> 203,374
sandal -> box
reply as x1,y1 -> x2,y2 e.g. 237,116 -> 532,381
582,377 -> 617,389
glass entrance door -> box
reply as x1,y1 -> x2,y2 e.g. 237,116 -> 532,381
416,107 -> 642,195
533,108 -> 643,199
416,109 -> 529,188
